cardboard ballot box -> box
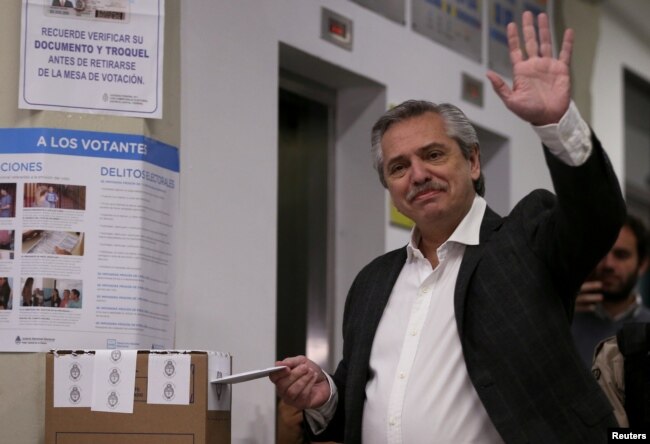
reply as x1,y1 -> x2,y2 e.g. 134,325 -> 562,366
45,350 -> 232,444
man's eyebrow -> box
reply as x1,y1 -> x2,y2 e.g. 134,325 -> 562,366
385,142 -> 449,164
416,142 -> 448,152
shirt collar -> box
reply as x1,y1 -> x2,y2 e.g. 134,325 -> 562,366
406,194 -> 487,259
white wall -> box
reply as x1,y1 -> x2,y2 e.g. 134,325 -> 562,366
592,9 -> 650,182
178,1 -> 625,442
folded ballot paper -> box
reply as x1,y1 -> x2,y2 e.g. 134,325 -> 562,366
46,350 -> 232,444
211,365 -> 286,384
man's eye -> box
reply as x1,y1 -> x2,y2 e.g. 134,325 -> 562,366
427,151 -> 441,160
613,251 -> 631,260
389,164 -> 405,175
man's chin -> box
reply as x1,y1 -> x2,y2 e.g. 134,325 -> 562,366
602,291 -> 632,303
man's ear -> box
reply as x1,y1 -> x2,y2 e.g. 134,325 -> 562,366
469,144 -> 481,181
638,257 -> 649,276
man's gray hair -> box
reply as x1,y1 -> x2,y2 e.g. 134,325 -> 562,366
370,100 -> 485,196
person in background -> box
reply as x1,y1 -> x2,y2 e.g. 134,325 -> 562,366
572,214 -> 650,365
0,277 -> 11,310
0,188 -> 13,217
21,277 -> 34,306
32,288 -> 44,307
67,289 -> 82,308
271,12 -> 625,442
51,289 -> 62,308
60,289 -> 70,308
45,186 -> 59,209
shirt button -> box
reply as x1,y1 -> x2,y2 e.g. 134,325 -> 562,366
399,372 -> 406,379
421,286 -> 430,293
410,330 -> 418,336
389,418 -> 396,426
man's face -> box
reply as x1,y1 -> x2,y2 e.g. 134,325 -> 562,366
594,226 -> 647,301
381,112 -> 479,228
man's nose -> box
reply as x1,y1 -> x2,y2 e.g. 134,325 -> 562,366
410,158 -> 430,184
599,253 -> 616,270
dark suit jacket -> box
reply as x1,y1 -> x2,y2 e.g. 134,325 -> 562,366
313,135 -> 626,443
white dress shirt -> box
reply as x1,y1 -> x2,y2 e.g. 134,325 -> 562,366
306,102 -> 592,442
362,195 -> 502,444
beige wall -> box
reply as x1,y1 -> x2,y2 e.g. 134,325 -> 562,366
0,1 -> 179,442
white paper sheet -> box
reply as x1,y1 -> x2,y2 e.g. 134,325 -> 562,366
210,366 -> 286,384
91,349 -> 137,413
53,352 -> 94,407
146,353 -> 191,405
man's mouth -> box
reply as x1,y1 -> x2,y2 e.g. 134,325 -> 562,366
407,182 -> 447,202
600,275 -> 620,290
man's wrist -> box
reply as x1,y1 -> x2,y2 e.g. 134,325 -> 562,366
532,101 -> 592,166
303,372 -> 338,434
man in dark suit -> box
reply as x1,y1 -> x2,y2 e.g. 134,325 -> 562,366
272,11 -> 625,443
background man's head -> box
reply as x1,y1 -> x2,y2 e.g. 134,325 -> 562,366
595,214 -> 649,302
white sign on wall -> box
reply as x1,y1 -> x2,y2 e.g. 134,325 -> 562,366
19,0 -> 165,118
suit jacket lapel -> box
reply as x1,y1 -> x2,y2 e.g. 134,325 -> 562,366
361,248 -> 407,351
454,206 -> 502,335
346,248 -> 407,442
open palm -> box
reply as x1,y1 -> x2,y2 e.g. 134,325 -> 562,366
487,12 -> 573,126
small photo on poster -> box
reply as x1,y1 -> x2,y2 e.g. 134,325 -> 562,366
23,183 -> 86,210
0,230 -> 15,260
0,277 -> 14,310
0,183 -> 17,218
45,0 -> 131,23
22,230 -> 84,256
20,276 -> 83,308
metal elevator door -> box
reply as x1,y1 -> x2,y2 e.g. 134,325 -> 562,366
276,86 -> 331,369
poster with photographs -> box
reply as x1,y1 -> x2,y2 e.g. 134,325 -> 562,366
0,128 -> 178,351
488,0 -> 550,78
350,0 -> 406,25
412,0 -> 483,63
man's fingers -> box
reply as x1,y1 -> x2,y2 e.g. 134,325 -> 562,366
281,365 -> 318,403
507,22 -> 523,65
537,13 -> 552,57
522,11 -> 538,58
270,356 -> 326,410
579,294 -> 603,302
579,280 -> 603,294
269,366 -> 291,384
276,355 -> 308,369
296,371 -> 319,408
486,71 -> 511,104
576,293 -> 603,304
558,28 -> 573,65
575,293 -> 603,312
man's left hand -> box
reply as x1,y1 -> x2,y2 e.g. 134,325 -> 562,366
487,11 -> 573,126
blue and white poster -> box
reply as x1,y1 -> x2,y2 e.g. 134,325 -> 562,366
0,128 -> 179,351
19,0 -> 165,118
488,0 -> 549,78
411,0 -> 483,63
